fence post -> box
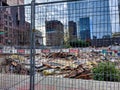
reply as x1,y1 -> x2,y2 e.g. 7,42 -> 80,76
30,0 -> 35,90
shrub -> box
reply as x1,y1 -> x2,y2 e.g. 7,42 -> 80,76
92,62 -> 120,82
70,40 -> 91,47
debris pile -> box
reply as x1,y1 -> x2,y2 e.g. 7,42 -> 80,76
0,55 -> 29,75
63,64 -> 92,79
41,59 -> 98,79
40,51 -> 120,79
0,47 -> 120,80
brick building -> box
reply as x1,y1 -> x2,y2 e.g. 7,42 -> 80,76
0,0 -> 30,46
0,1 -> 14,45
45,20 -> 64,46
68,21 -> 77,42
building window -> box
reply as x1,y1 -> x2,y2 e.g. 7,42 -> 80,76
9,16 -> 12,20
9,28 -> 12,31
5,39 -> 8,44
4,15 -> 7,19
10,34 -> 12,37
5,32 -> 8,37
4,27 -> 8,31
5,21 -> 7,25
9,22 -> 12,26
0,37 -> 2,43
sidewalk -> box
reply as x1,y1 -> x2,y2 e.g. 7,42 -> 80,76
0,74 -> 120,90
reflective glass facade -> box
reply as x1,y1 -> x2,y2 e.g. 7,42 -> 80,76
68,0 -> 119,40
79,17 -> 91,40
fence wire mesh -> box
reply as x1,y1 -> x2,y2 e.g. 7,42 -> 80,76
0,3 -> 31,90
0,0 -> 120,90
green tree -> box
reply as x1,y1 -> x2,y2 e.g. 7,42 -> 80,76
92,62 -> 120,82
112,32 -> 120,37
70,40 -> 91,47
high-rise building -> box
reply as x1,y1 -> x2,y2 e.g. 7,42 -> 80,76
0,1 -> 14,45
0,0 -> 7,5
6,0 -> 25,27
67,0 -> 119,40
45,20 -> 64,46
79,17 -> 91,40
68,21 -> 77,41
118,0 -> 120,29
0,0 -> 6,3
7,0 -> 29,46
0,0 -> 30,46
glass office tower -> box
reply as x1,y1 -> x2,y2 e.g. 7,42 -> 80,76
68,0 -> 119,40
79,17 -> 91,40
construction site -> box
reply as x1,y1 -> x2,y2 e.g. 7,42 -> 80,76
0,47 -> 120,77
0,47 -> 120,90
0,0 -> 120,90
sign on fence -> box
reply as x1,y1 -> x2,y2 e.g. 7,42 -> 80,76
36,49 -> 41,54
50,49 -> 61,53
17,49 -> 25,54
42,49 -> 50,53
62,49 -> 69,52
2,46 -> 16,54
69,48 -> 79,53
25,49 -> 30,54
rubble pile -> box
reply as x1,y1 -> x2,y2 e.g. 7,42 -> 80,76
63,64 -> 92,79
40,51 -> 120,79
0,55 -> 29,75
44,52 -> 77,60
0,48 -> 120,80
41,59 -> 98,79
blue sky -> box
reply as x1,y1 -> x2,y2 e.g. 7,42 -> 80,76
24,0 -> 31,4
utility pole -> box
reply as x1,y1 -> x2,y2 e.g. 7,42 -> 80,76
30,0 -> 35,90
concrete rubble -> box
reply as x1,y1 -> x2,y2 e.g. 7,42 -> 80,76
0,55 -> 29,74
0,47 -> 120,80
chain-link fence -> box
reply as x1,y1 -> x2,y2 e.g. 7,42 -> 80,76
0,0 -> 120,90
0,2 -> 32,90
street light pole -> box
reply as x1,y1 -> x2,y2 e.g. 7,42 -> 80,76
30,0 -> 35,90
